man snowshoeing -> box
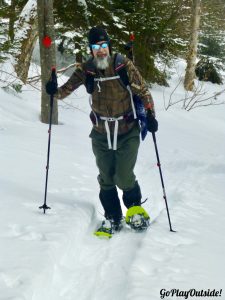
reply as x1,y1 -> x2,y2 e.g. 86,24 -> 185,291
46,26 -> 158,238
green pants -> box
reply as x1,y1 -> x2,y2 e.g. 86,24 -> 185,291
90,124 -> 140,191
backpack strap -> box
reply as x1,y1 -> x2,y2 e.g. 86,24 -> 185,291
114,53 -> 130,88
94,75 -> 120,92
114,53 -> 137,119
84,58 -> 96,94
114,54 -> 148,140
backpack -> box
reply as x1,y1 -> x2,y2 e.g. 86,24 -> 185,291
85,53 -> 147,141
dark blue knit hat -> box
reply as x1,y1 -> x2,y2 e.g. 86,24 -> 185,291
88,27 -> 109,45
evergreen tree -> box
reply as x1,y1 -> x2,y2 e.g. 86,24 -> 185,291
1,0 -> 224,87
0,0 -> 28,62
52,0 -> 193,84
199,0 -> 225,62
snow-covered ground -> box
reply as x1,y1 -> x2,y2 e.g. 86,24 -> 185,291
0,60 -> 225,300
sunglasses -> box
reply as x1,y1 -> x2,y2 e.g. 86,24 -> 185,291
91,42 -> 109,50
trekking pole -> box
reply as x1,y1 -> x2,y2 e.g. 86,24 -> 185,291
129,32 -> 135,64
152,132 -> 176,232
39,68 -> 57,214
124,33 -> 175,231
124,32 -> 135,62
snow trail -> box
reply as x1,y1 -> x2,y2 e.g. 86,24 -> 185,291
0,62 -> 225,300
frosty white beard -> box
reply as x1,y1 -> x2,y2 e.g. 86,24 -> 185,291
93,55 -> 110,70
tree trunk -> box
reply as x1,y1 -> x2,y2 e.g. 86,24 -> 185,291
8,0 -> 16,42
184,0 -> 201,91
37,0 -> 58,124
14,0 -> 38,83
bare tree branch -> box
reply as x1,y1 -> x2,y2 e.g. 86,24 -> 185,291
26,62 -> 79,84
164,75 -> 225,111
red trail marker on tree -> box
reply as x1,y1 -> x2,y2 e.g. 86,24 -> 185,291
42,36 -> 52,48
130,33 -> 135,41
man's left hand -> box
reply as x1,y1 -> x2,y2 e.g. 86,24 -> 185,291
46,80 -> 58,95
146,110 -> 158,133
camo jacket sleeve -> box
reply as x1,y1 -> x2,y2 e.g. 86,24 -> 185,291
55,64 -> 85,100
125,58 -> 155,116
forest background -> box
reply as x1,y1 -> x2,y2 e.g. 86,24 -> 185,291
0,0 -> 225,82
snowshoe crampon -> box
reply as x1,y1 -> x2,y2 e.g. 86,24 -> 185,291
126,206 -> 150,231
94,218 -> 123,239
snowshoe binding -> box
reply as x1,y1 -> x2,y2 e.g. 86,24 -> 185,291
94,218 -> 123,239
126,206 -> 150,231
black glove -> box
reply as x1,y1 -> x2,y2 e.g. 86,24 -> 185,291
46,80 -> 58,95
146,110 -> 158,133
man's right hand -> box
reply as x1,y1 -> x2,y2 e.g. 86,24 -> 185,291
46,80 -> 58,95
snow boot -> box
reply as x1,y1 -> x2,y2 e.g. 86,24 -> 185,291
126,206 -> 150,231
122,181 -> 142,208
94,217 -> 124,239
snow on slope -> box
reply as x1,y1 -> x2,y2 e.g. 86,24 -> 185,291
0,61 -> 225,300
